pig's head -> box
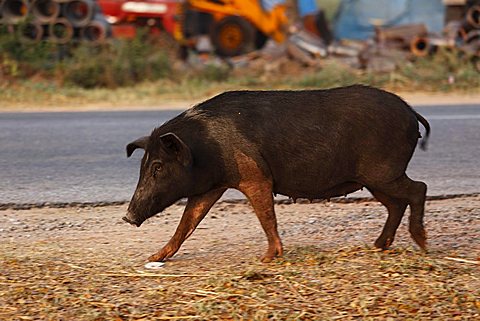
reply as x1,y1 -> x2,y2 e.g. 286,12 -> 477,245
123,132 -> 193,227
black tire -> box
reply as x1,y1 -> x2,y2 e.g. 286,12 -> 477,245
210,16 -> 256,57
255,30 -> 268,50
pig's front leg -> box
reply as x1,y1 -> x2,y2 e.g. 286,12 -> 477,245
148,188 -> 226,262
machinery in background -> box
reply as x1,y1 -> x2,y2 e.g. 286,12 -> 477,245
180,0 -> 288,57
0,0 -> 284,52
0,0 -> 327,57
98,0 -> 289,57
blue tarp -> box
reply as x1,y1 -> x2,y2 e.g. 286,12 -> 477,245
333,0 -> 445,40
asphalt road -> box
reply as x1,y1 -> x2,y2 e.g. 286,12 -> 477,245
1,105 -> 479,204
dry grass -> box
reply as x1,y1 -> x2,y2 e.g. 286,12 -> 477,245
1,196 -> 479,320
1,245 -> 478,320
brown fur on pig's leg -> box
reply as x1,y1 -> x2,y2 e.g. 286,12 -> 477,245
235,151 -> 283,263
148,188 -> 226,262
369,174 -> 428,251
369,189 -> 408,250
241,184 -> 283,263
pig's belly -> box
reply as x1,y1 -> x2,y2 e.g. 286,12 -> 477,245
269,157 -> 362,199
273,181 -> 363,200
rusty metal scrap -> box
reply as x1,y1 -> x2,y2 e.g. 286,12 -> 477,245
228,0 -> 480,74
375,24 -> 428,49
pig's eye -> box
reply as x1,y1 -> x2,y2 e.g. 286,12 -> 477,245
151,161 -> 163,177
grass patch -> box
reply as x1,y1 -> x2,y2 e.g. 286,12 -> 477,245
0,28 -> 172,89
397,48 -> 480,91
60,39 -> 171,89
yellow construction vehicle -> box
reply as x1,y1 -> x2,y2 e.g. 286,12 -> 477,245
177,0 -> 289,57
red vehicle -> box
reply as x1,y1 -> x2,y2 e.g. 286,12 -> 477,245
97,0 -> 182,38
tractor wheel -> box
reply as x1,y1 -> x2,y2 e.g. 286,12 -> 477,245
210,16 -> 256,57
255,30 -> 268,50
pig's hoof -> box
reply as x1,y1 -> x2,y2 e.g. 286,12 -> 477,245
147,254 -> 163,262
148,246 -> 176,262
260,248 -> 283,263
261,255 -> 274,263
148,252 -> 168,262
409,226 -> 427,251
374,236 -> 393,250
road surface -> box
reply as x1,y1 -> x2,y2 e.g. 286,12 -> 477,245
1,105 -> 479,204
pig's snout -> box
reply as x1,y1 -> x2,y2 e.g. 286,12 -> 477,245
122,213 -> 142,227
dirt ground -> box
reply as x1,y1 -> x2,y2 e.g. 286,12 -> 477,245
1,196 -> 479,320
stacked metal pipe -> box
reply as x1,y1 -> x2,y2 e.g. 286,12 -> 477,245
0,0 -> 111,43
410,2 -> 480,58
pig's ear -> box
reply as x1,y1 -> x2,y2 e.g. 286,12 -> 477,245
160,133 -> 192,167
126,136 -> 148,157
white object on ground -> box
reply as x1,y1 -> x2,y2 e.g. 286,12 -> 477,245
444,257 -> 479,265
144,262 -> 166,269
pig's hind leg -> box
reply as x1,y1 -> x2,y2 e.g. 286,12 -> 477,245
368,189 -> 408,249
368,174 -> 427,250
148,188 -> 226,262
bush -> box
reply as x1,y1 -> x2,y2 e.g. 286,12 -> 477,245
63,38 -> 171,88
0,29 -> 172,88
0,25 -> 59,78
195,63 -> 231,82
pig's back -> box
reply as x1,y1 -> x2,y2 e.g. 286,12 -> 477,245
189,86 -> 421,198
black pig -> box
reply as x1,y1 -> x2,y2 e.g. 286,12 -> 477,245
124,85 -> 430,262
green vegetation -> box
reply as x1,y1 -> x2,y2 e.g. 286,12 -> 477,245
0,28 -> 171,89
397,48 -> 480,91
